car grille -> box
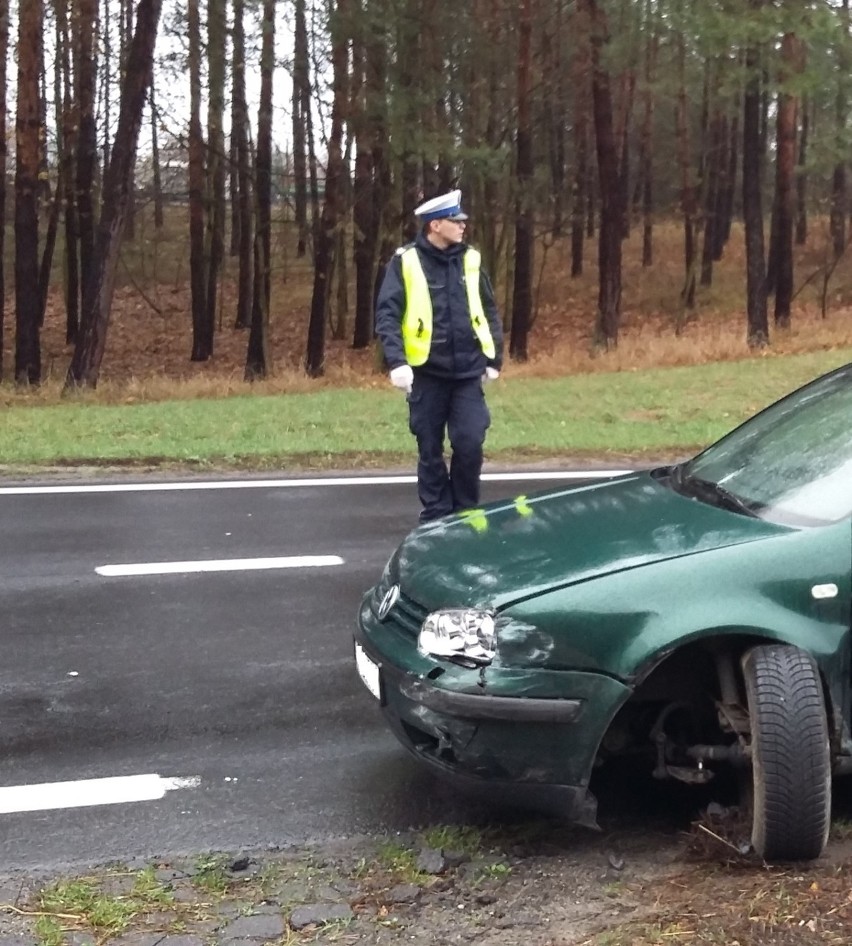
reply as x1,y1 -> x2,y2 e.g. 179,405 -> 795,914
376,586 -> 427,638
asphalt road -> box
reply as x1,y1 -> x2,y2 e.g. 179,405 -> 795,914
0,470 -> 616,872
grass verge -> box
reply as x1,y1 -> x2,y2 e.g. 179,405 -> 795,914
2,348 -> 850,470
4,819 -> 852,946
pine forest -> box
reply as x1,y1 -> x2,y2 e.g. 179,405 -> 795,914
2,0 -> 852,389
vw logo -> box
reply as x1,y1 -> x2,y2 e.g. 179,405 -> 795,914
377,584 -> 400,621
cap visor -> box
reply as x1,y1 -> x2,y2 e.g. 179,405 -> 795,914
448,212 -> 468,221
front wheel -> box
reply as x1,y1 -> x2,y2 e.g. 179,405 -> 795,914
742,644 -> 831,862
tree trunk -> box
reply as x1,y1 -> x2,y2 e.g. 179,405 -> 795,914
292,0 -> 310,258
370,3 -> 392,297
305,0 -> 348,377
245,0 -> 274,381
742,25 -> 768,349
150,84 -> 164,228
420,0 -> 447,199
398,0 -> 421,243
570,4 -> 590,278
232,0 -> 253,331
121,0 -> 137,240
38,169 -> 62,326
351,0 -> 378,350
228,87 -> 239,257
675,33 -> 697,311
102,0 -> 111,170
700,99 -> 723,287
73,0 -> 98,302
773,32 -> 801,328
38,66 -> 51,206
542,1 -> 566,236
333,222 -> 349,340
58,0 -> 79,344
205,0 -> 227,345
586,161 -> 596,238
465,0 -> 504,280
0,0 -> 8,379
39,4 -> 63,329
830,0 -> 849,261
304,27 -> 321,256
14,0 -> 42,384
65,0 -> 163,388
580,0 -> 621,348
571,111 -> 588,278
795,95 -> 809,246
616,71 -> 635,241
188,0 -> 209,361
639,10 -> 657,269
510,0 -> 533,362
718,108 -> 739,254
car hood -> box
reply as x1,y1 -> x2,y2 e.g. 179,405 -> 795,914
394,472 -> 789,611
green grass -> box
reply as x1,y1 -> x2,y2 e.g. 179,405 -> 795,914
190,856 -> 231,895
34,915 -> 64,946
2,349 -> 850,469
373,841 -> 425,883
419,824 -> 488,854
35,870 -> 176,943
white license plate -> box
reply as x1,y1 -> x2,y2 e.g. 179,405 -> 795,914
355,642 -> 381,701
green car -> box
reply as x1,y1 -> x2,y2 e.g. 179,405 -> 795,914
354,362 -> 852,862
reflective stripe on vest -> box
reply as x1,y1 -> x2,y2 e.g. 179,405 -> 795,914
398,246 -> 496,366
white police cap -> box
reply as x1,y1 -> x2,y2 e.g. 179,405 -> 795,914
414,189 -> 468,221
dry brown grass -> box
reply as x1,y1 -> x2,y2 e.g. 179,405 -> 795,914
585,857 -> 852,945
577,808 -> 852,945
9,215 -> 852,403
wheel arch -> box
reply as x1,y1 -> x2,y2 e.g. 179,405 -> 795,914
622,630 -> 840,752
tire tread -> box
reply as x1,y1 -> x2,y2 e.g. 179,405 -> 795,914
744,644 -> 831,862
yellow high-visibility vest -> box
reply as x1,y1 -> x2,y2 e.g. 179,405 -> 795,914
397,246 -> 496,366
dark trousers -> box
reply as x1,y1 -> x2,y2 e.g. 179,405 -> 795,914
408,373 -> 491,522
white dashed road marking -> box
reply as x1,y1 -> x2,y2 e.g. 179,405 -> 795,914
95,555 -> 344,577
0,774 -> 201,814
0,471 -> 631,496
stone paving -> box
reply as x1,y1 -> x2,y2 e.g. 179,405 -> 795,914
0,829 -> 665,946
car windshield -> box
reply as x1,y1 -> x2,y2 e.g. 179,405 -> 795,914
676,363 -> 852,527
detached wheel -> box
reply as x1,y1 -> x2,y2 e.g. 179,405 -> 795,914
742,644 -> 831,862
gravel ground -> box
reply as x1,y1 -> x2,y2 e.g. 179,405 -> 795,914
0,823 -> 691,946
3,803 -> 852,946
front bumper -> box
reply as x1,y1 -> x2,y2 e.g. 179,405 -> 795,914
396,670 -> 585,723
355,598 -> 632,829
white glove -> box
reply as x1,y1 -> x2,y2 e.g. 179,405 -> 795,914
389,364 -> 414,394
482,367 -> 500,383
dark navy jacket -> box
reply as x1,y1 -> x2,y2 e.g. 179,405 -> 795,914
374,233 -> 504,380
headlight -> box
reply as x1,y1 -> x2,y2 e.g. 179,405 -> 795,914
417,609 -> 496,666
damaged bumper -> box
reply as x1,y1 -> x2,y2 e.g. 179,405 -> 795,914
397,673 -> 584,723
354,614 -> 631,830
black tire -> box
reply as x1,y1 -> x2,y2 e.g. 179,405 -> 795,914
742,644 -> 831,862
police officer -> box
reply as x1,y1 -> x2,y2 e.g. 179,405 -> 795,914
375,189 -> 504,523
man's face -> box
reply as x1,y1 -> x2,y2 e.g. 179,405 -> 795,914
428,217 -> 467,249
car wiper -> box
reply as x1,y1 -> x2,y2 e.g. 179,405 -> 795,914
670,462 -> 687,488
679,473 -> 759,518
